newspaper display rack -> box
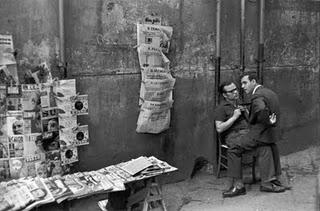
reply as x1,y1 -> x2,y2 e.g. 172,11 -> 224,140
0,156 -> 177,211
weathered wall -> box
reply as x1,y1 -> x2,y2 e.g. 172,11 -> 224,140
0,0 -> 62,79
0,0 -> 319,182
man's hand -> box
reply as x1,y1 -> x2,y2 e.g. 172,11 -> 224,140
269,113 -> 277,125
232,108 -> 242,119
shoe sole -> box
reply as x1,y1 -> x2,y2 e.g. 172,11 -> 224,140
260,188 -> 285,193
223,191 -> 246,198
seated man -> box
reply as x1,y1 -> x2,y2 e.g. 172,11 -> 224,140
214,80 -> 285,198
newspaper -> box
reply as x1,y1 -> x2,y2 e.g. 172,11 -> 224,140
141,67 -> 171,80
137,44 -> 170,69
119,156 -> 152,176
137,23 -> 173,53
136,107 -> 170,134
0,35 -> 16,66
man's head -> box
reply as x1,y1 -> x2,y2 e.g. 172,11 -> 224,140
219,80 -> 239,102
240,72 -> 259,94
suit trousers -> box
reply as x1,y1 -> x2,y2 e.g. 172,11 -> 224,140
226,134 -> 276,182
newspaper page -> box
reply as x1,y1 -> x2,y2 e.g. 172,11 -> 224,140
137,23 -> 173,53
136,107 -> 171,134
137,44 -> 170,69
0,35 -> 16,66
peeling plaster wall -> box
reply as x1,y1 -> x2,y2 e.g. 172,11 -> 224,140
0,0 -> 61,80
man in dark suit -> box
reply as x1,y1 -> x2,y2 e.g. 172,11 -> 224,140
223,72 -> 286,198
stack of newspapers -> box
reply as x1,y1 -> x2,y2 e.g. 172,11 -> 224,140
0,156 -> 177,211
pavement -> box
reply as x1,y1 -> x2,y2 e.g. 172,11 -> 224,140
162,145 -> 320,211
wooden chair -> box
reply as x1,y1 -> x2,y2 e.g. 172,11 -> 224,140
216,135 -> 257,183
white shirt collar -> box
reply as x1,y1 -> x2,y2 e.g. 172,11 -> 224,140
252,84 -> 262,95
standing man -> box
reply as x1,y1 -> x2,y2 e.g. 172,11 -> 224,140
214,79 -> 283,198
240,72 -> 283,184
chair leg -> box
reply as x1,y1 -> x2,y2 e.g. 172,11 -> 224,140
216,146 -> 222,178
252,156 -> 256,183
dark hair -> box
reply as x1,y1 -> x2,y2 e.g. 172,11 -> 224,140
219,80 -> 235,94
240,72 -> 259,83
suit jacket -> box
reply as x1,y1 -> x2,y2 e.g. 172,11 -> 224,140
247,86 -> 281,143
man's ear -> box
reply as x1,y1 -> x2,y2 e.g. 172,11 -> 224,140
222,93 -> 227,98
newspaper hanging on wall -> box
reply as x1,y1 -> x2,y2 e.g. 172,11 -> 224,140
136,21 -> 174,134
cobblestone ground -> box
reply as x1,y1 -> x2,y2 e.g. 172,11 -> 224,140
162,145 -> 320,211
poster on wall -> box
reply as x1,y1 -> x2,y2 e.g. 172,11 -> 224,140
60,146 -> 78,165
21,84 -> 40,112
60,125 -> 89,147
8,135 -> 24,158
0,34 -> 16,66
70,95 -> 88,116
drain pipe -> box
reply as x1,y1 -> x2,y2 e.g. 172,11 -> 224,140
58,0 -> 66,78
257,0 -> 265,84
214,0 -> 221,106
240,0 -> 246,74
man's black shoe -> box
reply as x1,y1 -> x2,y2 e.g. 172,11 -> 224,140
271,180 -> 292,190
260,182 -> 286,193
222,186 -> 246,198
